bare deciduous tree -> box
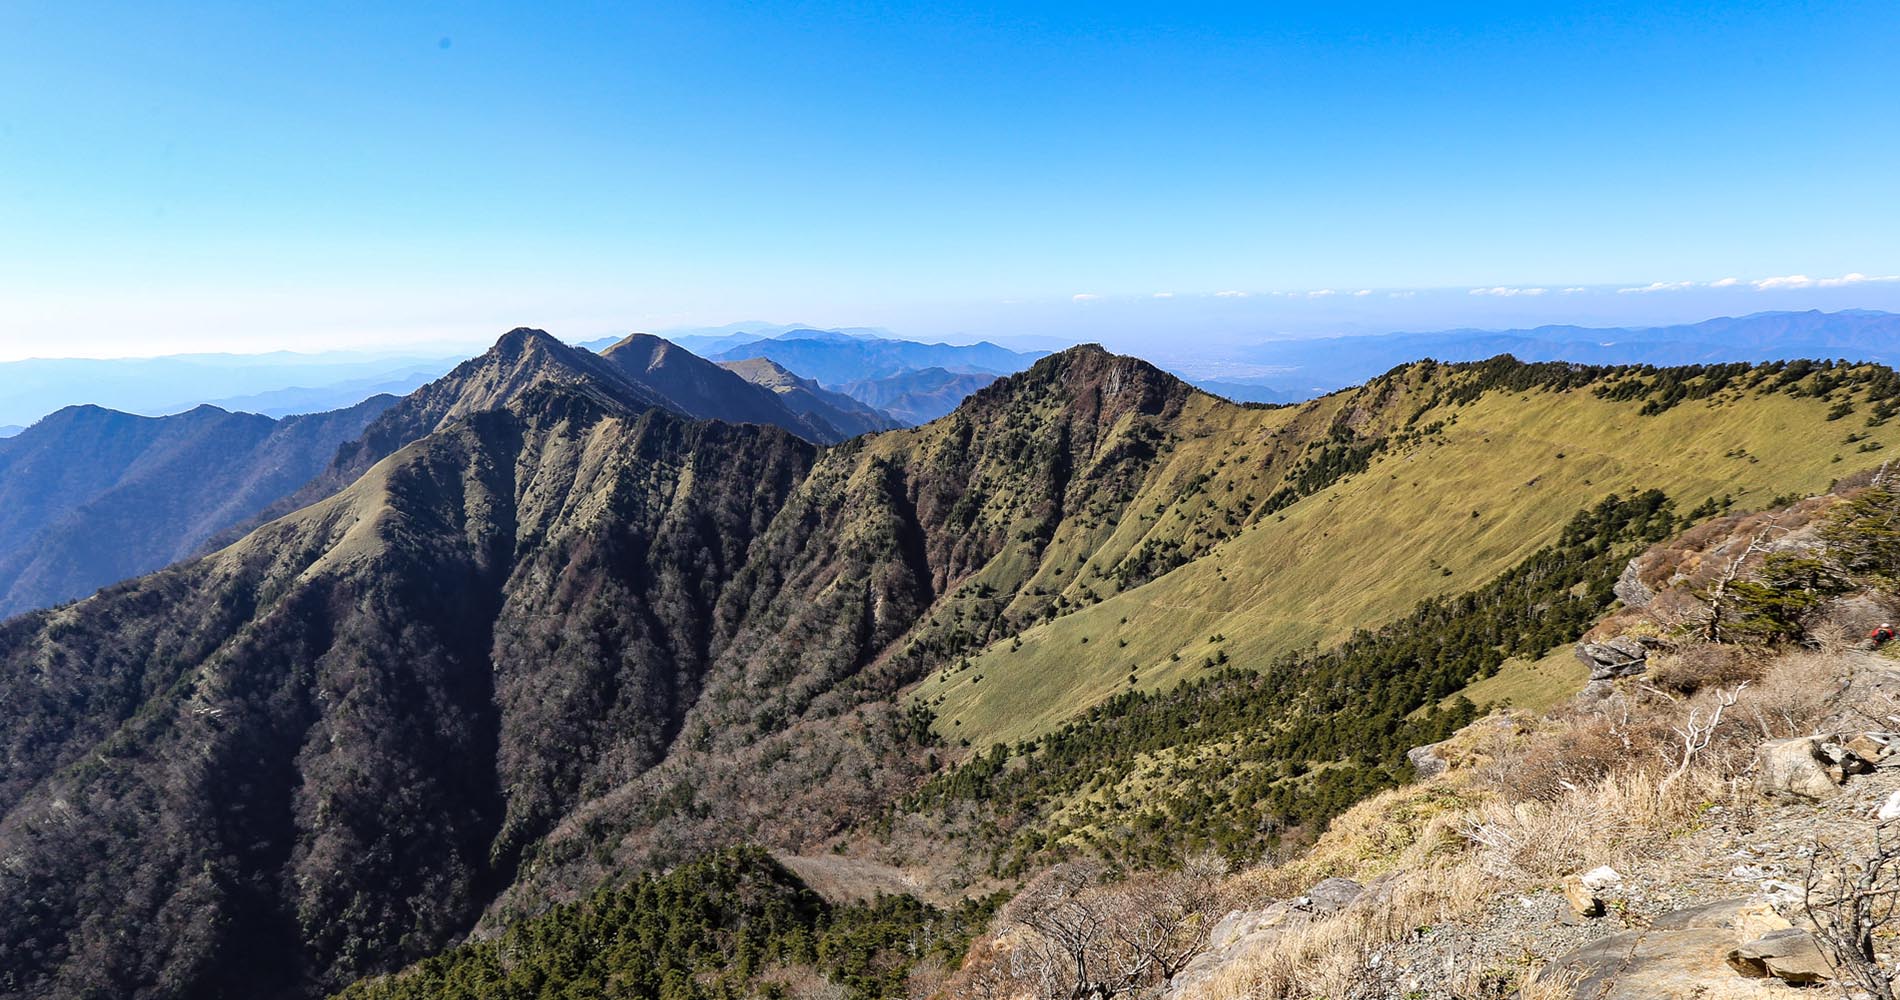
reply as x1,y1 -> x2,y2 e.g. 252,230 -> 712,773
1003,854 -> 1230,999
1657,682 -> 1744,795
1697,521 -> 1784,642
1803,824 -> 1900,1000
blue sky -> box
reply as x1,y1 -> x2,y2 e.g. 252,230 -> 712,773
2,1 -> 1898,358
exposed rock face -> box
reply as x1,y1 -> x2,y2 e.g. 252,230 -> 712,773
1406,741 -> 1449,779
1754,735 -> 1868,800
1726,928 -> 1833,984
1546,898 -> 1804,999
1574,636 -> 1651,681
1164,878 -> 1368,998
1614,558 -> 1656,609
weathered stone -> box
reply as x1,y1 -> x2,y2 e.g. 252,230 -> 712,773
1615,559 -> 1657,609
1165,902 -> 1302,998
1730,901 -> 1793,943
1406,741 -> 1449,779
1299,877 -> 1363,914
1648,897 -> 1758,932
1819,741 -> 1875,777
1547,927 -> 1787,999
1562,874 -> 1604,918
1754,736 -> 1849,801
1845,733 -> 1890,763
1727,928 -> 1833,984
1579,865 -> 1623,892
1575,637 -> 1649,681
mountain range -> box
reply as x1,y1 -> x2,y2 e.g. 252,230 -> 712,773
1245,308 -> 1900,395
0,351 -> 467,428
1,326 -> 1895,999
0,396 -> 397,619
0,332 -> 898,623
834,366 -> 1005,424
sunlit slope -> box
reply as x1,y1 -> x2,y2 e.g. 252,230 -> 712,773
919,374 -> 1900,746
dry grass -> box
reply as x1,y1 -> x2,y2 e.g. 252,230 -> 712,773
1176,643 -> 1850,1000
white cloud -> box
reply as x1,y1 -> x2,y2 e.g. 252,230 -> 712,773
1754,272 -> 1900,290
1353,289 -> 1372,297
1709,277 -> 1741,288
1214,289 -> 1249,298
1387,290 -> 1415,299
1072,293 -> 1102,302
1561,287 -> 1587,294
1617,280 -> 1695,294
1152,291 -> 1174,299
1469,286 -> 1547,297
1307,289 -> 1336,298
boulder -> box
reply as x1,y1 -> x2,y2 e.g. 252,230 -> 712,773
1819,741 -> 1875,777
1579,865 -> 1624,892
1165,902 -> 1301,998
1754,736 -> 1853,801
1165,878 -> 1369,998
1615,559 -> 1657,609
1575,636 -> 1650,681
1547,927 -> 1787,999
1299,877 -> 1363,914
1846,732 -> 1892,763
1726,928 -> 1833,984
1730,901 -> 1793,943
1406,741 -> 1449,779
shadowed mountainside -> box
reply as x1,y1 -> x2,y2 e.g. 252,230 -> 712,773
718,355 -> 900,437
599,333 -> 894,442
0,395 -> 395,618
837,366 -> 1001,424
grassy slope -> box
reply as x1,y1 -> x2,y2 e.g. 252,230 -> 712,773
918,382 -> 1900,747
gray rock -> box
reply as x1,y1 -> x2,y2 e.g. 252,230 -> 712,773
1754,736 -> 1858,801
1406,741 -> 1448,779
1614,559 -> 1656,609
1299,877 -> 1363,914
1575,636 -> 1649,681
1727,928 -> 1833,984
1547,926 -> 1786,999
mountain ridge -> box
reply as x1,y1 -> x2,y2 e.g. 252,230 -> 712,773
0,394 -> 397,618
4,344 -> 1899,1000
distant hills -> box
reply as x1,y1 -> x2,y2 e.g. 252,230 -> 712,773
837,367 -> 1003,424
716,357 -> 900,438
581,325 -> 1045,424
0,331 -> 899,622
1248,308 -> 1900,395
704,331 -> 1042,385
0,396 -> 396,618
0,350 -> 465,427
0,425 -> 20,438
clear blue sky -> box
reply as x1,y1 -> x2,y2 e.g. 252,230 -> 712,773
2,1 -> 1897,358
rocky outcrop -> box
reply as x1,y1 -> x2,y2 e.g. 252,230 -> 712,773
1560,866 -> 1621,920
1164,878 -> 1369,998
1614,558 -> 1656,609
1575,636 -> 1651,680
1546,898 -> 1822,999
1406,741 -> 1449,779
1726,928 -> 1832,984
1754,735 -> 1872,801
1576,636 -> 1655,697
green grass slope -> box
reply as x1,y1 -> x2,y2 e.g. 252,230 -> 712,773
919,363 -> 1900,747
